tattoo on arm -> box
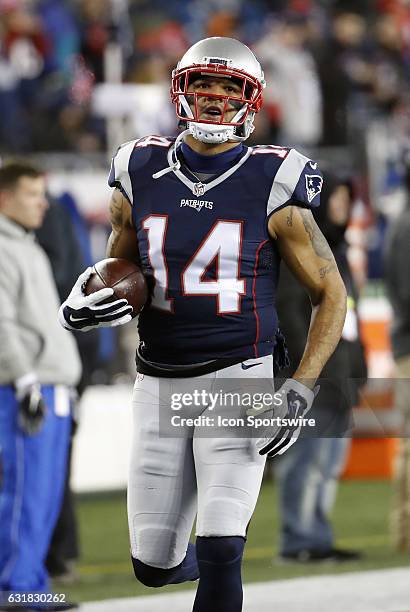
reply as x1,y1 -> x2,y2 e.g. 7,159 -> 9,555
286,206 -> 294,227
298,208 -> 334,262
106,189 -> 139,260
109,190 -> 123,229
107,229 -> 120,255
107,190 -> 124,255
270,205 -> 346,382
319,264 -> 334,279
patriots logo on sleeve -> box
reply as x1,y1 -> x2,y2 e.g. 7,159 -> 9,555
305,174 -> 323,203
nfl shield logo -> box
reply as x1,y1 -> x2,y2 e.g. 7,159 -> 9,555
193,182 -> 206,197
305,175 -> 323,203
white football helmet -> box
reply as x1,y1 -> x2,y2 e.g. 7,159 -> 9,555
171,37 -> 266,144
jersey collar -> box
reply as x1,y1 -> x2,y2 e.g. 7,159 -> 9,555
179,142 -> 246,173
169,139 -> 251,197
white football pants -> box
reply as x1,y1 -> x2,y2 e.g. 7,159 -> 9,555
127,355 -> 273,568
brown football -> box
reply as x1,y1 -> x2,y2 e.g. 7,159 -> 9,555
83,258 -> 148,318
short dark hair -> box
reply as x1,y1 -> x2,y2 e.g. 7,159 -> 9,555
0,162 -> 43,191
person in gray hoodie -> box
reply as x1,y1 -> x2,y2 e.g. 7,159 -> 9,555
0,162 -> 81,611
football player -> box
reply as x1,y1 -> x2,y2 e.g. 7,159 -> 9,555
59,38 -> 346,612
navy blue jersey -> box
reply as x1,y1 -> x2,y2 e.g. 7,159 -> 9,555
108,135 -> 322,365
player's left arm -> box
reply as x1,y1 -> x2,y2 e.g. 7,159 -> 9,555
269,204 -> 347,387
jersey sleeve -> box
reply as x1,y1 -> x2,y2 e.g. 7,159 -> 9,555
267,148 -> 323,216
108,139 -> 137,205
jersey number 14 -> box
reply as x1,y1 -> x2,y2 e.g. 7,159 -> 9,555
143,216 -> 245,315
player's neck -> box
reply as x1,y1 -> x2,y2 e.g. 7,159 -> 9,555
184,134 -> 242,156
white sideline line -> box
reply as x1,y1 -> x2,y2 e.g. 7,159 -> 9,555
79,567 -> 410,612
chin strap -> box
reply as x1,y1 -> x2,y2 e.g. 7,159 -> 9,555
187,104 -> 251,144
188,122 -> 234,144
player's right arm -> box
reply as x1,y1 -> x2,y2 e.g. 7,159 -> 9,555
58,188 -> 136,333
59,133 -> 143,333
106,188 -> 140,262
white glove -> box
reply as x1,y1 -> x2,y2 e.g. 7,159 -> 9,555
247,378 -> 319,458
58,267 -> 133,332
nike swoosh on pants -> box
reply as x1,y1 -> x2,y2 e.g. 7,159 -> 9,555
241,362 -> 262,370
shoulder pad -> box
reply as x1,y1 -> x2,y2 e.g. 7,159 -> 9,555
108,136 -> 172,205
251,144 -> 289,159
108,139 -> 138,205
267,148 -> 323,215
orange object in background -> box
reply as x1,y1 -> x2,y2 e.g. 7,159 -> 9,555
360,319 -> 391,354
343,437 -> 398,479
342,295 -> 399,479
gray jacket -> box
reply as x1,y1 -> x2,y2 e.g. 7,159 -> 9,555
0,213 -> 81,385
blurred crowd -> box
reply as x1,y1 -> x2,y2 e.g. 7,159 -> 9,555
1,3 -> 410,593
0,0 -> 410,154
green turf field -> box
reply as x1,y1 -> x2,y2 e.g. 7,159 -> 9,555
57,479 -> 410,603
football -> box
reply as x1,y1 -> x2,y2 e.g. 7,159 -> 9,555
84,258 -> 148,318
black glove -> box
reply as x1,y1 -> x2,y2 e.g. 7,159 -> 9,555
17,384 -> 47,436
